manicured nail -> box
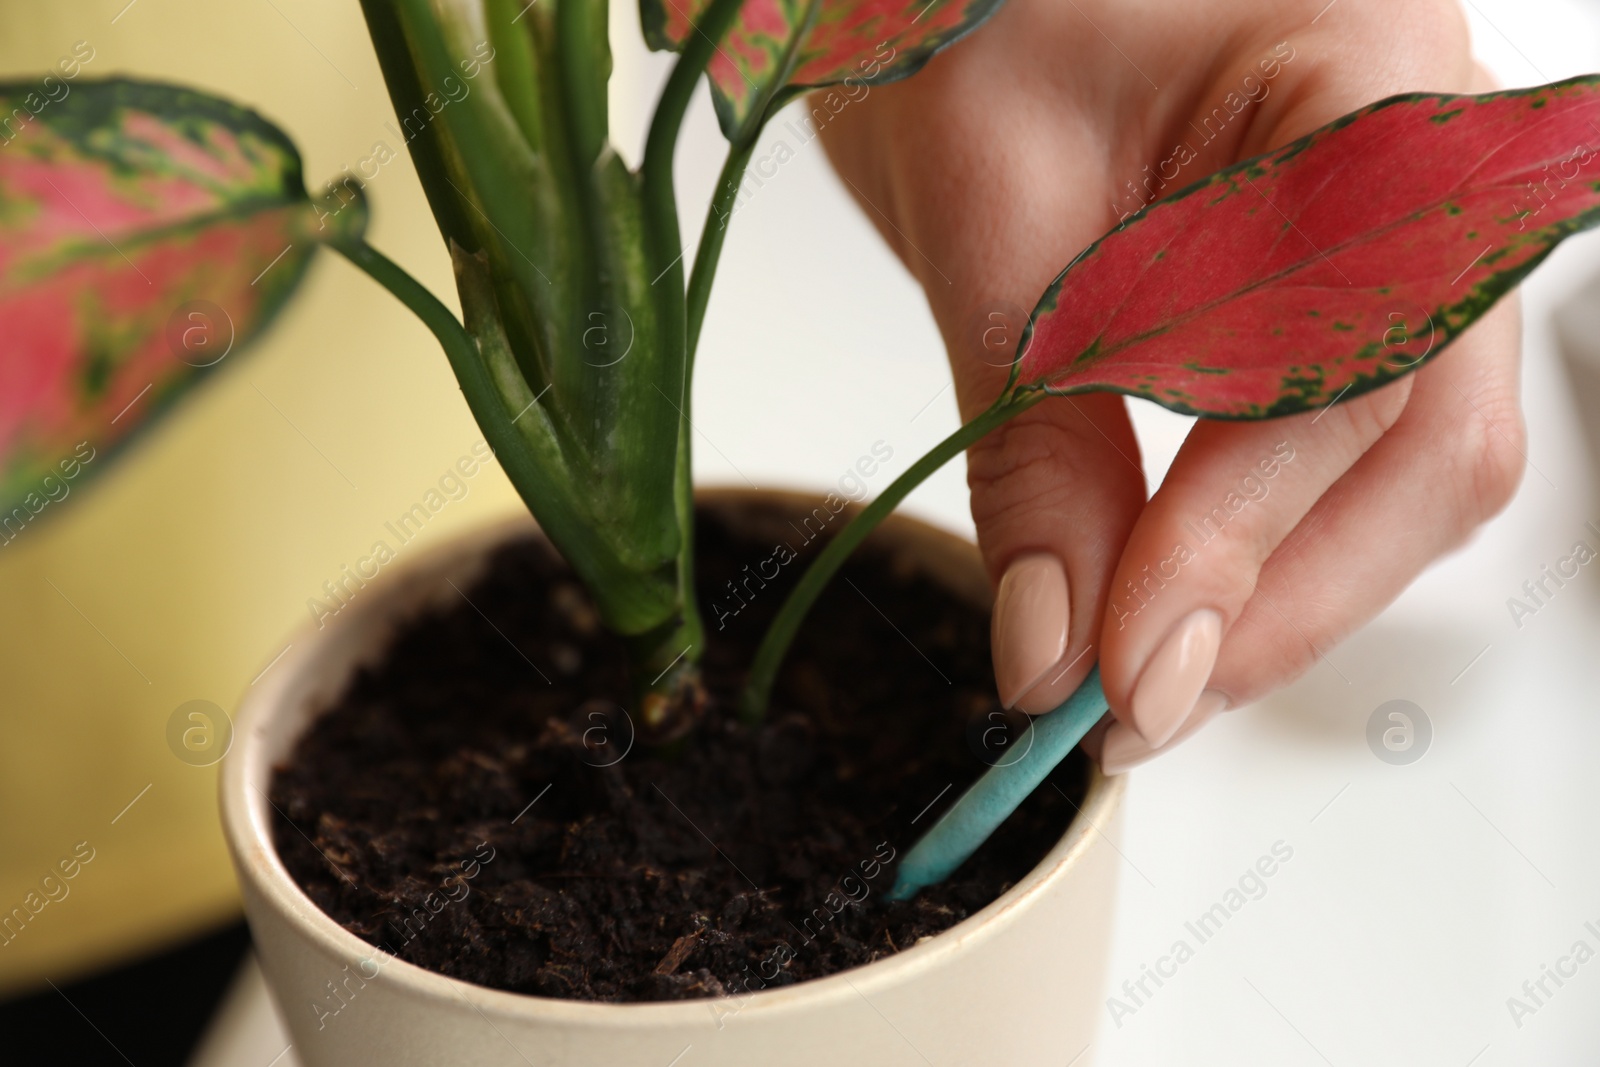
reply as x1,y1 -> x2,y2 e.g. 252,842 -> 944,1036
1129,610 -> 1223,746
991,553 -> 1068,708
1102,690 -> 1226,774
1014,651 -> 1085,715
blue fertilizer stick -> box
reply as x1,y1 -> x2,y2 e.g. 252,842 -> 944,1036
886,667 -> 1108,902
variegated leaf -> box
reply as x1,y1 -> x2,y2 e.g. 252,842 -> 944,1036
641,0 -> 1005,142
0,78 -> 329,529
1017,75 -> 1600,418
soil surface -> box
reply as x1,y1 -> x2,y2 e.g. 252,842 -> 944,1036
272,502 -> 1091,1003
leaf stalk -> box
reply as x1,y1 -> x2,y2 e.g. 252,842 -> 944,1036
740,389 -> 1041,720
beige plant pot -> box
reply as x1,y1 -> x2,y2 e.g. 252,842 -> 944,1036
219,490 -> 1126,1066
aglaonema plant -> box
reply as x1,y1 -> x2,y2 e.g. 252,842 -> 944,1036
5,2 -> 1600,888
344,0 -> 1012,735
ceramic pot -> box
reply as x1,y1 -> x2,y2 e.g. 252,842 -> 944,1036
220,489 -> 1126,1066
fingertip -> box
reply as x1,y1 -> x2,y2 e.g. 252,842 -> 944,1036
1128,608 -> 1223,745
1099,689 -> 1226,775
1078,713 -> 1113,764
991,552 -> 1069,708
1013,649 -> 1094,714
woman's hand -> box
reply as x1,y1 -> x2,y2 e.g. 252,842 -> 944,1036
818,0 -> 1524,770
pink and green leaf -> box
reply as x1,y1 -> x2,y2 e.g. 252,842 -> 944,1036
641,0 -> 1005,142
0,79 -> 329,525
1015,75 -> 1600,418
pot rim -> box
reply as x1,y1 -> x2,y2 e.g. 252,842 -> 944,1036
219,488 -> 1124,1029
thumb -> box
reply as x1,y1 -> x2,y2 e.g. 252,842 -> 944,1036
956,338 -> 1145,712
808,24 -> 1151,714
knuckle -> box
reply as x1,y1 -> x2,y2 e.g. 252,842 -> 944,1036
1458,398 -> 1526,523
1345,0 -> 1471,62
1212,583 -> 1338,705
1360,374 -> 1414,435
967,417 -> 1082,532
965,407 -> 1140,544
1213,621 -> 1314,707
1318,377 -> 1411,452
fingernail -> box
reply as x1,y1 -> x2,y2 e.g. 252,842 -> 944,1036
1102,690 -> 1226,774
1014,652 -> 1084,715
1130,610 -> 1223,746
991,553 -> 1068,708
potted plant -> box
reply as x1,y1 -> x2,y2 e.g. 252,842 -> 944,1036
5,0 -> 1599,1060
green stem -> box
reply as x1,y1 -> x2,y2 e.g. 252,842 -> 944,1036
639,0 -> 748,300
332,239 -> 477,369
640,0 -> 747,206
740,392 -> 1041,721
330,242 -> 536,497
659,403 -> 702,707
687,137 -> 759,360
650,138 -> 759,713
638,0 -> 748,690
555,0 -> 609,169
333,238 -> 680,634
357,0 -> 474,249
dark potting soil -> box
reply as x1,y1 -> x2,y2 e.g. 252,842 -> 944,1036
271,501 -> 1091,1004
